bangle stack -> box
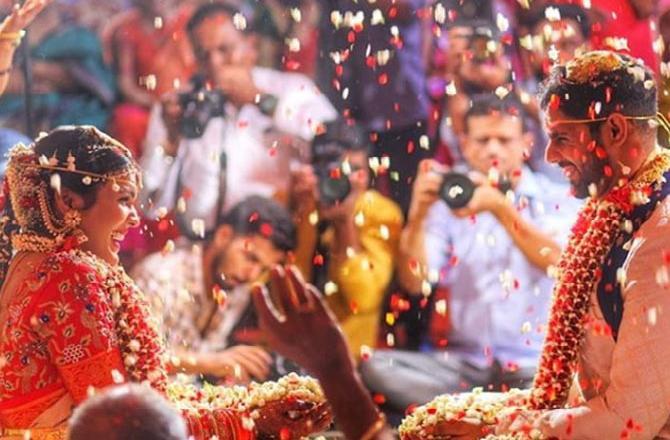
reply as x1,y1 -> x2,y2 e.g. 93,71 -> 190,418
0,29 -> 25,47
361,412 -> 387,440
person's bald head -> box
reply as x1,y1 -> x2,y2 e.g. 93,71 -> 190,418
69,384 -> 188,440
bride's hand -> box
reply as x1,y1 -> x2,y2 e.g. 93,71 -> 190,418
402,418 -> 485,440
253,398 -> 332,440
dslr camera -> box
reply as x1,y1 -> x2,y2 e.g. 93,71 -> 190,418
178,75 -> 226,139
439,171 -> 511,209
311,120 -> 370,206
314,161 -> 352,206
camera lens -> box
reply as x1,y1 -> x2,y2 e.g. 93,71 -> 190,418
439,172 -> 475,209
179,88 -> 226,139
318,167 -> 351,206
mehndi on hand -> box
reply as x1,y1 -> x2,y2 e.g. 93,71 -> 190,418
399,388 -> 532,440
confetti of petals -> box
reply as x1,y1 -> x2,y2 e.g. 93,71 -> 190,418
191,219 -> 206,239
360,345 -> 373,361
434,3 -> 446,24
50,173 -> 61,194
233,13 -> 247,31
212,285 -> 227,307
496,13 -> 509,32
605,37 -> 630,52
376,49 -> 391,66
260,222 -> 273,238
445,81 -> 457,96
290,7 -> 301,22
324,281 -> 338,295
435,299 -> 447,316
495,86 -> 510,100
286,38 -> 301,52
161,239 -> 175,256
544,6 -> 561,21
371,9 -> 385,25
330,10 -> 343,28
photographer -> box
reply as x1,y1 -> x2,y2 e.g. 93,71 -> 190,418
360,94 -> 580,411
140,2 -> 336,238
290,119 -> 403,359
436,21 -> 510,164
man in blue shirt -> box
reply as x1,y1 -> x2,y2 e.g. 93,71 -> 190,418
361,93 -> 581,411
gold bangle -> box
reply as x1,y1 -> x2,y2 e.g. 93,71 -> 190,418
360,412 -> 387,440
0,30 -> 25,46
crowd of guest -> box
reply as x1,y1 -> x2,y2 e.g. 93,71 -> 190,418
2,0 -> 670,434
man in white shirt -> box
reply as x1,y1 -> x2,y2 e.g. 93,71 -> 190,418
361,93 -> 580,411
140,2 -> 337,237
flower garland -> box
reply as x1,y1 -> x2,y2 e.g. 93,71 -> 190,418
399,150 -> 670,438
69,249 -> 170,390
168,372 -> 326,416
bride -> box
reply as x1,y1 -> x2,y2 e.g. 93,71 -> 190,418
0,125 -> 331,439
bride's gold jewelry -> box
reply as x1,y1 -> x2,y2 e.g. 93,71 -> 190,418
2,142 -> 137,256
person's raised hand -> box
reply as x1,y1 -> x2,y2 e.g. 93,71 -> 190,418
0,0 -> 52,34
251,265 -> 352,378
408,159 -> 448,224
403,418 -> 486,440
254,399 -> 332,440
318,162 -> 367,223
289,164 -> 318,216
451,171 -> 506,219
204,345 -> 272,384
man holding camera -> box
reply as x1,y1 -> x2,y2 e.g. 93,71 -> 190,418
361,94 -> 580,411
140,2 -> 336,238
290,120 -> 403,359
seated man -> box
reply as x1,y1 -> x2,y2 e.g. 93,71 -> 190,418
140,1 -> 336,239
361,93 -> 580,411
132,196 -> 296,383
291,119 -> 403,359
69,384 -> 188,440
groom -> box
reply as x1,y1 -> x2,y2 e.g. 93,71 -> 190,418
253,50 -> 670,440
489,51 -> 670,438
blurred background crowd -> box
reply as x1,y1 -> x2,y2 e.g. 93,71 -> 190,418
1,0 -> 667,427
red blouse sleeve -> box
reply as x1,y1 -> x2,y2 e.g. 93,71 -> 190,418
28,254 -> 254,438
30,255 -> 127,404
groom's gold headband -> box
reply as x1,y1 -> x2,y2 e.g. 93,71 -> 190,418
547,112 -> 670,137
